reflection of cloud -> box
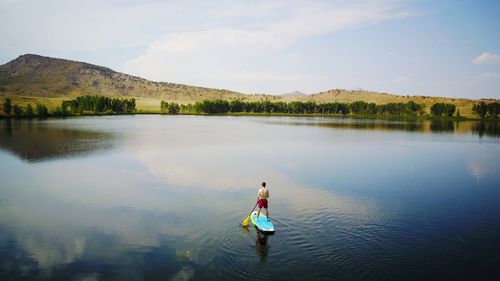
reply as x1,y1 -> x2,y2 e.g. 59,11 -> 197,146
467,161 -> 493,183
134,146 -> 264,190
11,231 -> 86,272
1,115 -> 394,276
170,266 -> 195,281
133,145 -> 380,222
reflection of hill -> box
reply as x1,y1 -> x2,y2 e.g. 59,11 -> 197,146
0,119 -> 114,162
262,118 -> 499,137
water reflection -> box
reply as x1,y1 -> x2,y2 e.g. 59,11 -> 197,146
242,227 -> 270,264
429,120 -> 456,132
260,117 -> 500,137
0,119 -> 114,162
472,121 -> 500,138
0,224 -> 196,281
0,115 -> 499,281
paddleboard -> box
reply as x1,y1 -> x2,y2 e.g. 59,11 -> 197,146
250,211 -> 275,233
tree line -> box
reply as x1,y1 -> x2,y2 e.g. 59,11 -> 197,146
4,96 -> 497,119
161,99 -> 458,117
1,96 -> 136,118
65,95 -> 136,114
160,101 -> 180,114
472,102 -> 499,119
2,98 -> 49,118
429,103 -> 457,117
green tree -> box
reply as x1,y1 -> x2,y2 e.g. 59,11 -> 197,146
160,100 -> 166,113
13,104 -> 23,117
472,102 -> 488,118
444,103 -> 456,117
3,98 -> 12,115
26,103 -> 34,118
36,103 -> 48,118
195,100 -> 230,113
61,100 -> 69,116
52,106 -> 63,116
405,101 -> 422,115
486,102 -> 499,118
430,103 -> 445,116
167,102 -> 180,114
230,100 -> 244,112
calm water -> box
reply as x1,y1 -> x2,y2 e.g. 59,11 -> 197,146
0,116 -> 499,281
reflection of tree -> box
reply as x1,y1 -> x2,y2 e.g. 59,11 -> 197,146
262,118 -> 500,139
472,121 -> 500,138
0,119 -> 114,162
429,120 -> 455,132
2,118 -> 12,136
265,119 -> 427,133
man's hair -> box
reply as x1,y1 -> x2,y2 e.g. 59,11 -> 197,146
262,182 -> 266,187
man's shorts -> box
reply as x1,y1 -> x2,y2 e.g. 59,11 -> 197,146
258,199 -> 268,209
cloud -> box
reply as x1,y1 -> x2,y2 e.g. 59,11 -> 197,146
473,52 -> 500,65
123,1 -> 417,93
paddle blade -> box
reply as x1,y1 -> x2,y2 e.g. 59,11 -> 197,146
241,215 -> 250,226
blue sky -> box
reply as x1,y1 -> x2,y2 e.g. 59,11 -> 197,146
1,0 -> 499,98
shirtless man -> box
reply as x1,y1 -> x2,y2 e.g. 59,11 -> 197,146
256,182 -> 270,221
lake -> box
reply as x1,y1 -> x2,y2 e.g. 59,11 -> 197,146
1,115 -> 499,281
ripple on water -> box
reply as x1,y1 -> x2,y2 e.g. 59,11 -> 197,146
183,192 -> 498,280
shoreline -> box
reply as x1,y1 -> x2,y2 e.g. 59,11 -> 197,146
0,111 -> 497,122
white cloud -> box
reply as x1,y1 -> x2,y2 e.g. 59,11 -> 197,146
473,52 -> 500,65
123,1 -> 417,93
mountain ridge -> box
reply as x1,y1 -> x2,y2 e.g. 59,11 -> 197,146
0,54 -> 495,116
0,54 -> 250,101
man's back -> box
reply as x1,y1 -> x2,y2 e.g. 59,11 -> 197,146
258,187 -> 269,200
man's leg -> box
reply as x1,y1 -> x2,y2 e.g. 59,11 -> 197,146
265,207 -> 269,221
257,207 -> 262,219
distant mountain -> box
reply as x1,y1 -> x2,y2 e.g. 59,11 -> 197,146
0,54 -> 493,117
281,90 -> 307,97
0,54 -> 251,102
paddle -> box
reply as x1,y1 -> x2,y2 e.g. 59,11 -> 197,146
241,202 -> 258,226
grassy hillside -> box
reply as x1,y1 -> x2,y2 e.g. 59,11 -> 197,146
0,54 -> 269,102
0,54 -> 496,117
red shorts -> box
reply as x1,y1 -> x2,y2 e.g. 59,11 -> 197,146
257,199 -> 268,209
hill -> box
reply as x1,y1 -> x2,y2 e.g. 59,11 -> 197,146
281,90 -> 307,97
0,54 -> 495,116
0,54 -> 276,111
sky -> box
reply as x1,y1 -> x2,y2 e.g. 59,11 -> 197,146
0,0 -> 499,98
